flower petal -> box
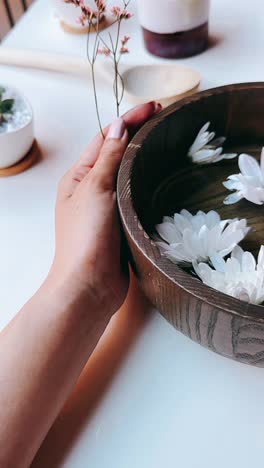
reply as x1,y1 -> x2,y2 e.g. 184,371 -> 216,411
174,213 -> 191,233
156,222 -> 178,243
198,225 -> 209,258
163,216 -> 174,224
260,147 -> 264,175
239,154 -> 262,179
223,180 -> 238,190
234,286 -> 251,303
180,209 -> 193,221
166,243 -> 192,263
231,245 -> 244,263
225,257 -> 240,276
192,214 -> 206,231
182,229 -> 196,259
242,252 -> 256,272
188,130 -> 212,155
258,246 -> 264,268
191,148 -> 222,163
197,122 -> 210,137
207,136 -> 226,148
215,153 -> 238,162
221,153 -> 238,160
206,210 -> 221,229
228,174 -> 241,182
224,192 -> 244,205
207,224 -> 222,253
193,261 -> 213,283
210,254 -> 226,273
207,132 -> 216,144
244,187 -> 264,205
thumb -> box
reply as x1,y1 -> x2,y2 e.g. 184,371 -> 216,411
92,118 -> 128,191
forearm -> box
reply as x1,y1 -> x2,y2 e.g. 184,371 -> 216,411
0,279 -> 109,468
0,103 -> 157,468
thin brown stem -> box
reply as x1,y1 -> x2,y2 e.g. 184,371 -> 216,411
86,22 -> 92,65
113,18 -> 122,116
117,70 -> 125,106
87,14 -> 104,138
74,0 -> 132,133
91,62 -> 104,138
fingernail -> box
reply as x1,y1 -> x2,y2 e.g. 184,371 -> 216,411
107,118 -> 126,140
153,102 -> 162,113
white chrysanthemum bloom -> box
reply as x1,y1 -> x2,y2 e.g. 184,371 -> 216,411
223,148 -> 264,205
188,122 -> 237,164
193,245 -> 264,305
155,209 -> 250,265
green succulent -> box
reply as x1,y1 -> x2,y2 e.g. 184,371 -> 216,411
0,87 -> 14,125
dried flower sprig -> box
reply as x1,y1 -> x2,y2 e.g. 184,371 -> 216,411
64,0 -> 133,137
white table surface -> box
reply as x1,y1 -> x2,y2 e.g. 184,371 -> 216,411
1,1 -> 264,467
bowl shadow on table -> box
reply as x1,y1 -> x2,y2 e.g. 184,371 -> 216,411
32,273 -> 152,468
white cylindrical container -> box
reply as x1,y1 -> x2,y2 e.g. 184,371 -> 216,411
0,87 -> 34,169
137,0 -> 210,58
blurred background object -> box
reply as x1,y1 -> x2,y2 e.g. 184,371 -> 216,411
0,0 -> 34,41
137,0 -> 210,58
52,0 -> 104,33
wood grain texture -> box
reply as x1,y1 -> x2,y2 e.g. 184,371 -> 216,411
117,83 -> 264,367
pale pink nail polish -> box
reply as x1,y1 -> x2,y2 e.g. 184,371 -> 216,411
154,102 -> 162,113
107,118 -> 126,140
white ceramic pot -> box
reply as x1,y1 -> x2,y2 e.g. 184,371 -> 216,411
0,88 -> 34,169
52,0 -> 94,29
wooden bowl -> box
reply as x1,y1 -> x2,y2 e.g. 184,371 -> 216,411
117,83 -> 264,367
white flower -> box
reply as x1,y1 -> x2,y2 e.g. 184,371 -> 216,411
155,209 -> 250,265
188,122 -> 237,164
194,245 -> 264,305
223,148 -> 264,205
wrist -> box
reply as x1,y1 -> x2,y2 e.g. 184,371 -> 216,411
40,266 -> 113,324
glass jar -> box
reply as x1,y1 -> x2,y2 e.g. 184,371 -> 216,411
137,0 -> 210,59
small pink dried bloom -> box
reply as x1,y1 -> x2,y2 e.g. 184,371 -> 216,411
111,6 -> 133,20
120,46 -> 129,54
111,6 -> 121,17
97,46 -> 111,56
121,35 -> 130,45
76,13 -> 87,25
121,10 -> 133,19
95,0 -> 106,12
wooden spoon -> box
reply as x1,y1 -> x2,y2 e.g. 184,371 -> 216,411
0,48 -> 201,106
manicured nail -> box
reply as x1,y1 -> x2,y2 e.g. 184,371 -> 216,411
147,101 -> 162,113
154,102 -> 162,113
107,118 -> 126,140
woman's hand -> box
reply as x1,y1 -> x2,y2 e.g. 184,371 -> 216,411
47,102 -> 161,321
0,102 -> 162,468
